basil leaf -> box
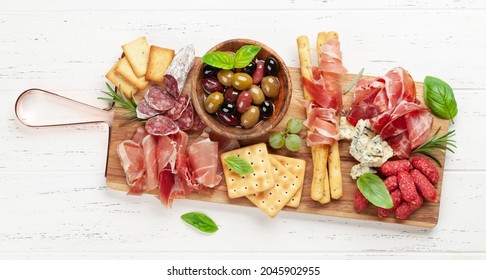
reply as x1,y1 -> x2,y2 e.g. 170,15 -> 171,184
234,45 -> 261,68
201,51 -> 235,70
424,76 -> 458,124
181,212 -> 218,233
357,173 -> 393,209
223,156 -> 254,175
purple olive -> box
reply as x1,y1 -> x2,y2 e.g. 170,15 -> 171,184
216,111 -> 239,126
202,77 -> 223,94
223,87 -> 240,102
236,91 -> 252,113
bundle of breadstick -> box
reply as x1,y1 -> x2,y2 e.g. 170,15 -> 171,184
296,32 -> 347,204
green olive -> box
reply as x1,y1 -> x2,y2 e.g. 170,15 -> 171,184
261,76 -> 280,98
232,73 -> 253,90
240,105 -> 260,129
204,91 -> 224,114
217,70 -> 234,87
248,85 -> 265,105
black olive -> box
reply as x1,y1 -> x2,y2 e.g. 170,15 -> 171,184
202,64 -> 218,78
242,61 -> 257,76
259,100 -> 274,119
219,101 -> 237,115
264,57 -> 279,76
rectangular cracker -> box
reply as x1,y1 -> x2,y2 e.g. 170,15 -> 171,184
247,157 -> 302,218
121,37 -> 150,77
269,154 -> 306,208
105,62 -> 138,98
115,57 -> 149,90
146,45 -> 175,83
221,143 -> 274,199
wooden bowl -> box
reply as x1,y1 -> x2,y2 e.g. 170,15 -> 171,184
191,38 -> 292,140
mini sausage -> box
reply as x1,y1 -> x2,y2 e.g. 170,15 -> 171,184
396,196 -> 424,220
354,188 -> 369,212
384,175 -> 399,192
377,189 -> 403,218
397,171 -> 420,203
410,169 -> 437,202
411,157 -> 439,184
379,159 -> 412,176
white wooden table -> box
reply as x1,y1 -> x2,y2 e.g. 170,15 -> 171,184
1,0 -> 485,259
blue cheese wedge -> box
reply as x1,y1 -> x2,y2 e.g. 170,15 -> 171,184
344,119 -> 394,178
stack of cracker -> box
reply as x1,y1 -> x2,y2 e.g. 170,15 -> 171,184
105,37 -> 175,98
221,143 -> 306,218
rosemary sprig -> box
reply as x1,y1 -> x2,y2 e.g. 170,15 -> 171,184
99,82 -> 141,126
412,128 -> 456,167
343,68 -> 364,95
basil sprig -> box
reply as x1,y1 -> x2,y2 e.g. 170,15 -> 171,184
224,156 -> 254,175
202,45 -> 261,70
181,212 -> 218,233
424,76 -> 458,124
357,173 -> 393,209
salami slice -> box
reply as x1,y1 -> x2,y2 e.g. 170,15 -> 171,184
136,98 -> 161,119
165,45 -> 195,96
175,102 -> 194,131
164,94 -> 190,120
145,86 -> 175,112
191,109 -> 206,131
145,115 -> 179,136
161,74 -> 179,99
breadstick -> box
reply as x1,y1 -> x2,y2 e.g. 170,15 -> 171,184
316,31 -> 343,200
297,35 -> 331,204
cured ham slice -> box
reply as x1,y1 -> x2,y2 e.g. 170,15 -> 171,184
300,100 -> 340,146
131,126 -> 148,145
141,135 -> 158,192
318,38 -> 348,77
346,67 -> 432,158
117,140 -> 145,195
158,164 -> 175,207
187,130 -> 222,188
156,135 -> 177,174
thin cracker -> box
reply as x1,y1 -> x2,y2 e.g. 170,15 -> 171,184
105,62 -> 138,98
115,57 -> 149,90
247,157 -> 302,218
221,143 -> 274,199
146,45 -> 175,83
121,37 -> 150,77
269,154 -> 306,208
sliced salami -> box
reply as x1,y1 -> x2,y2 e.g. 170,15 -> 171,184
165,44 -> 195,95
145,115 -> 180,136
161,74 -> 179,99
164,94 -> 191,120
145,86 -> 175,112
191,109 -> 206,131
175,102 -> 194,131
136,98 -> 161,119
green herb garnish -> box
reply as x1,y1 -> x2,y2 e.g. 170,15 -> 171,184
181,212 -> 218,233
343,68 -> 364,95
223,156 -> 254,175
357,173 -> 393,209
412,128 -> 456,167
98,82 -> 141,126
202,45 -> 261,70
424,76 -> 458,123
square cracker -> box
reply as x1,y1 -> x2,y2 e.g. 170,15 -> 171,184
146,45 -> 175,83
269,155 -> 306,208
115,57 -> 149,90
221,143 -> 274,199
121,37 -> 150,77
247,157 -> 302,218
105,62 -> 138,98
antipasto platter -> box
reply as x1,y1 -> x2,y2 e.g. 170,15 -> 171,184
103,34 -> 455,229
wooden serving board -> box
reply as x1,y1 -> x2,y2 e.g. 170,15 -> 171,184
106,67 -> 449,228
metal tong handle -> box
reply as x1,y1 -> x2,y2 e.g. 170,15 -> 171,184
15,88 -> 114,128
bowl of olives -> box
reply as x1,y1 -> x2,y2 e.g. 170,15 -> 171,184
191,39 -> 292,140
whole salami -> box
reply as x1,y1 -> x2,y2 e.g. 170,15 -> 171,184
145,86 -> 176,112
165,44 -> 196,96
145,115 -> 180,136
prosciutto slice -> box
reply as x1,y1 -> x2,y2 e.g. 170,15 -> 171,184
117,140 -> 145,195
300,100 -> 340,146
187,130 -> 222,188
346,67 -> 433,158
141,135 -> 158,192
